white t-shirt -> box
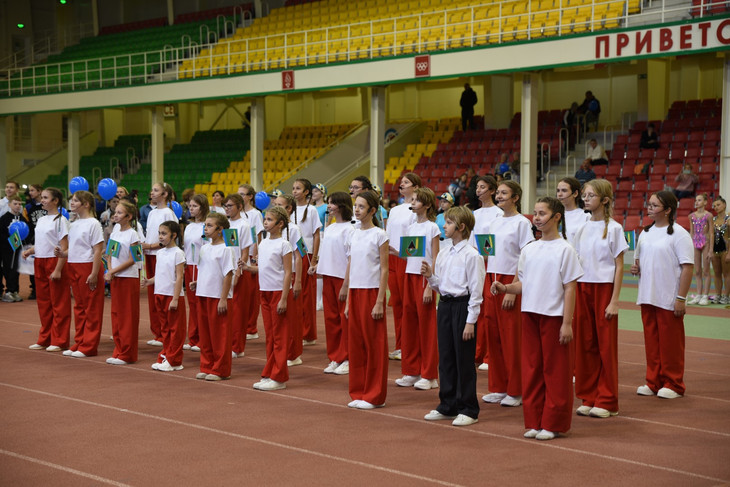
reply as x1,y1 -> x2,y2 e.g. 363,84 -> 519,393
210,206 -> 226,215
293,205 -> 322,254
404,220 -> 441,275
67,218 -> 104,264
318,222 -> 355,279
109,227 -> 140,279
154,246 -> 186,296
228,217 -> 255,263
196,242 -> 236,299
486,214 -> 534,275
34,215 -> 69,258
469,205 -> 504,247
573,219 -> 628,283
183,221 -> 206,266
518,238 -> 583,316
284,223 -> 303,269
347,226 -> 389,289
386,202 -> 416,253
243,208 -> 264,237
258,236 -> 293,292
564,208 -> 591,245
144,207 -> 178,255
636,224 -> 694,311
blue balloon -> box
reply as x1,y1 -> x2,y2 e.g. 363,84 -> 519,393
169,200 -> 183,219
60,207 -> 70,220
254,191 -> 271,210
97,178 -> 117,201
499,163 -> 510,175
69,176 -> 89,194
9,221 -> 30,240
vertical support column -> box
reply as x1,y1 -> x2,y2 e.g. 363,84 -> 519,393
719,58 -> 730,200
370,87 -> 386,186
250,97 -> 265,191
520,73 -> 539,213
150,106 -> 165,184
67,114 -> 80,184
92,0 -> 99,36
647,58 -> 670,122
636,69 -> 648,122
167,0 -> 174,25
0,118 -> 7,188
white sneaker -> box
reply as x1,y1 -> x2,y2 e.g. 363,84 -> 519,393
356,401 -> 383,410
477,362 -> 489,371
62,350 -> 73,356
157,361 -> 184,371
147,339 -> 163,347
333,360 -> 349,375
12,292 -> 22,302
190,345 -> 201,352
589,407 -> 618,418
316,300 -> 323,311
698,295 -> 710,306
524,428 -> 540,438
183,344 -> 191,350
482,392 -> 507,403
452,414 -> 478,426
287,356 -> 303,366
253,378 -> 272,390
29,344 -> 44,350
246,333 -> 259,340
388,349 -> 401,360
687,294 -> 700,305
536,429 -> 556,441
413,378 -> 438,390
636,384 -> 655,396
70,351 -> 87,358
657,387 -> 683,399
500,395 -> 522,407
107,358 -> 128,365
46,345 -> 62,352
347,399 -> 362,408
324,361 -> 339,374
395,375 -> 420,387
424,410 -> 457,421
258,379 -> 286,391
232,351 -> 239,358
151,362 -> 161,370
576,405 -> 592,416
1,293 -> 14,303
303,339 -> 316,346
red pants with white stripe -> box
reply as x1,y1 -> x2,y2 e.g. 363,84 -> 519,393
322,275 -> 348,364
231,273 -> 250,355
348,288 -> 388,405
301,254 -> 317,342
155,294 -> 187,367
34,257 -> 72,348
110,276 -> 140,363
197,296 -> 233,378
184,265 -> 200,347
640,304 -> 686,395
485,273 -> 522,396
286,273 -> 303,361
261,290 -> 289,383
401,273 -> 439,380
146,255 -> 162,341
522,312 -> 573,433
475,261 -> 490,365
243,271 -> 260,335
68,262 -> 105,356
575,282 -> 619,411
387,254 -> 406,350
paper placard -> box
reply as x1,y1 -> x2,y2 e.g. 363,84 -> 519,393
223,228 -> 239,247
400,236 -> 426,258
624,230 -> 636,251
475,234 -> 495,257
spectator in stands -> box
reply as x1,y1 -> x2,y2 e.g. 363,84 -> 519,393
464,167 -> 479,209
509,153 -> 521,183
460,83 -> 478,132
579,91 -> 601,131
640,123 -> 660,150
449,173 -> 468,205
584,139 -> 609,166
562,102 -> 579,150
575,160 -> 596,185
672,162 -> 699,199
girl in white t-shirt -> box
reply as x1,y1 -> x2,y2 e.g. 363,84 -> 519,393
631,191 -> 694,399
104,200 -> 141,365
470,175 -> 504,371
274,195 -> 305,367
59,191 -> 104,358
385,173 -> 419,360
224,193 -> 254,359
482,181 -> 534,407
142,182 -> 178,346
492,196 -> 583,441
557,177 -> 590,245
190,212 -> 235,381
143,221 -> 186,372
343,190 -> 389,410
292,178 -> 322,345
573,179 -> 628,418
396,188 -> 441,391
183,194 -> 208,352
238,184 -> 265,339
24,187 -> 71,352
308,191 -> 353,375
243,207 -> 293,391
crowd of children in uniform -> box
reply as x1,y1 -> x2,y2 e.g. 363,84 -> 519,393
2,170 -> 716,440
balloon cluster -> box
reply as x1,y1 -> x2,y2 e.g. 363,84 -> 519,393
9,221 -> 30,240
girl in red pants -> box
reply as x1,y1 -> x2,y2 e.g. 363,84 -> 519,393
60,190 -> 104,358
343,191 -> 389,410
292,179 -> 321,345
243,206 -> 293,391
144,221 -> 186,372
492,196 -> 583,441
224,193 -> 253,359
104,200 -> 141,365
238,184 -> 264,339
25,187 -> 71,352
183,194 -> 208,352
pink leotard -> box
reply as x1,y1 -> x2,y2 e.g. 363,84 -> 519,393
690,212 -> 710,249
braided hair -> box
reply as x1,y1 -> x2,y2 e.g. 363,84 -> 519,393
294,178 -> 313,223
267,206 -> 290,242
583,179 -> 613,239
44,187 -> 65,221
643,190 -> 678,235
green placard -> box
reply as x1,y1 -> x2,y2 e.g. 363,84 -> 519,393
624,230 -> 636,251
106,239 -> 121,258
400,236 -> 426,258
223,228 -> 239,247
475,234 -> 495,257
7,231 -> 21,251
130,244 -> 144,263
